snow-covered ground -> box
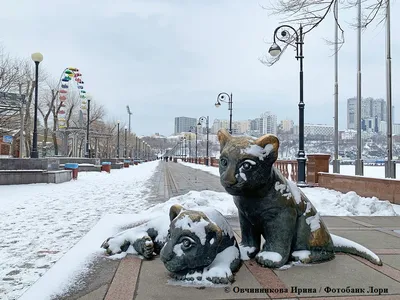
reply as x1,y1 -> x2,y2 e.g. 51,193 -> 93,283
0,161 -> 160,300
2,159 -> 400,300
178,161 -> 400,216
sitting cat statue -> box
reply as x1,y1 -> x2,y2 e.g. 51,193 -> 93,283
217,128 -> 382,268
101,204 -> 242,284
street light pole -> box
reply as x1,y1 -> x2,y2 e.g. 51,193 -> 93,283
30,52 -> 43,158
215,92 -> 233,134
333,1 -> 340,173
85,98 -> 91,158
116,121 -> 120,158
198,116 -> 209,165
190,126 -> 198,163
355,0 -> 364,176
126,105 -> 132,157
268,24 -> 307,186
124,127 -> 127,158
385,0 -> 395,178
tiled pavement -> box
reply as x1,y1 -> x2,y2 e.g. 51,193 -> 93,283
26,162 -> 400,300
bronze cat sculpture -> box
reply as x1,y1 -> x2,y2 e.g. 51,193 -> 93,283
101,204 -> 242,283
217,128 -> 382,268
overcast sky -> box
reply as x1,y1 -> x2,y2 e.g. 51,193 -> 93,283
1,0 -> 398,136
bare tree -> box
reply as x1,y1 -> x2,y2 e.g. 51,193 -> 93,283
38,82 -> 58,156
260,0 -> 388,65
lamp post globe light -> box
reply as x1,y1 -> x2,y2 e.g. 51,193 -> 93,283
215,92 -> 233,134
198,116 -> 209,166
116,120 -> 120,158
190,125 -> 198,163
30,52 -> 44,158
268,24 -> 307,187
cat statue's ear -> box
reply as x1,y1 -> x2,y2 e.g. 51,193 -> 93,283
169,204 -> 184,221
217,128 -> 232,151
255,134 -> 280,160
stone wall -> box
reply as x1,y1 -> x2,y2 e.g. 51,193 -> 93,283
318,172 -> 400,204
58,157 -> 101,165
0,158 -> 60,171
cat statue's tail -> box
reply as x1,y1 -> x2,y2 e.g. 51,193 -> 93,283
331,234 -> 382,266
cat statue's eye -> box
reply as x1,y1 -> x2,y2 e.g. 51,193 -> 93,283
181,238 -> 193,249
242,162 -> 252,170
220,158 -> 228,166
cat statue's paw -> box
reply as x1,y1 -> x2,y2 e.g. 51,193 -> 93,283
133,236 -> 154,259
255,251 -> 285,268
101,237 -> 130,255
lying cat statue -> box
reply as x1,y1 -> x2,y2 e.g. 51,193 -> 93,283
101,204 -> 242,284
217,128 -> 382,268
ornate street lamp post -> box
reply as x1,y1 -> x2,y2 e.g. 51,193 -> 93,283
116,120 -> 120,158
124,126 -> 128,158
85,97 -> 91,158
198,116 -> 209,166
268,24 -> 306,187
30,52 -> 43,158
190,125 -> 198,163
215,92 -> 233,134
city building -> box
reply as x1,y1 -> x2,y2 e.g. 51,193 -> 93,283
174,117 -> 197,134
260,111 -> 277,135
304,124 -> 334,137
347,97 -> 394,132
280,119 -> 294,132
211,119 -> 229,134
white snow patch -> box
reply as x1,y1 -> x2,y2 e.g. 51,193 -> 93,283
202,245 -> 239,278
173,243 -> 184,257
244,159 -> 256,165
174,215 -> 209,245
287,180 -> 302,204
304,202 -> 312,215
292,250 -> 311,260
210,238 -> 214,245
238,167 -> 247,181
256,251 -> 282,263
331,234 -> 381,265
239,245 -> 257,260
274,181 -> 287,193
305,213 -> 321,232
241,144 -> 274,161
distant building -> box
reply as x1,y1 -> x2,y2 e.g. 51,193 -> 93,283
211,119 -> 229,134
280,119 -> 294,132
260,111 -> 277,135
347,97 -> 393,132
304,124 -> 334,137
174,117 -> 197,134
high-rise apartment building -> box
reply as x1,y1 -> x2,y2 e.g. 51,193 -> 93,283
174,117 -> 197,134
347,97 -> 391,132
260,111 -> 277,135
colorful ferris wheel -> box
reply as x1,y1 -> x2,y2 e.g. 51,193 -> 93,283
57,67 -> 87,129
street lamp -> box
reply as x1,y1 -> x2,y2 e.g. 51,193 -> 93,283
268,24 -> 307,187
215,92 -> 233,134
116,120 -> 120,158
30,52 -> 43,158
124,126 -> 128,158
190,125 -> 198,163
142,140 -> 145,160
85,96 -> 91,158
126,105 -> 133,157
198,116 -> 209,166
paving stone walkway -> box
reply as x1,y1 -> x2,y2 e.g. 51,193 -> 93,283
25,162 -> 400,300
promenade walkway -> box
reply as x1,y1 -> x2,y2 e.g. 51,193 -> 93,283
30,162 -> 400,299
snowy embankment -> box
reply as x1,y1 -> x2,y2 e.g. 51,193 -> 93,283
178,161 -> 400,216
8,159 -> 400,300
0,161 -> 160,300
